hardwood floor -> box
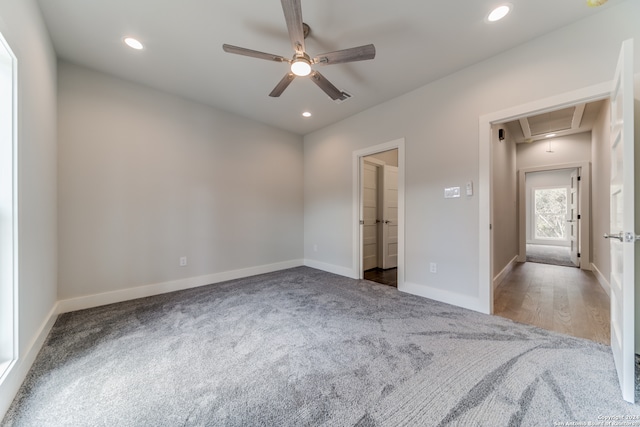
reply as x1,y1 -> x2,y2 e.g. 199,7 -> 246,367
494,262 -> 610,345
364,268 -> 397,287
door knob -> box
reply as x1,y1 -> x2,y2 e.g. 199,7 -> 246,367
604,232 -> 624,242
604,232 -> 640,242
384,220 -> 391,224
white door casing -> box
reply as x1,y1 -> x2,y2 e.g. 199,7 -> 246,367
362,161 -> 379,270
382,165 -> 398,269
569,168 -> 580,267
353,139 -> 405,287
605,39 -> 635,403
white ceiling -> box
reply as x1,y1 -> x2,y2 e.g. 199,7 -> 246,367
36,0 -> 622,135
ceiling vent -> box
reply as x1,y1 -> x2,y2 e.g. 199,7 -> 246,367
527,106 -> 576,136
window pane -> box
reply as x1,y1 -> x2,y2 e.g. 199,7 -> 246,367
534,188 -> 567,240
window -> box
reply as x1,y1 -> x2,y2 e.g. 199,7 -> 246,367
533,187 -> 568,240
0,31 -> 16,380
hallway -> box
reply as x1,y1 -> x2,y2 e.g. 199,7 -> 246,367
494,262 -> 610,345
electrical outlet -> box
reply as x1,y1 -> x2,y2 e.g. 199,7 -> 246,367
179,256 -> 187,267
430,262 -> 437,273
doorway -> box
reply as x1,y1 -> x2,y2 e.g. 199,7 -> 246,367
524,167 -> 582,268
352,138 -> 405,290
491,104 -> 603,343
362,150 -> 398,287
478,80 -> 611,313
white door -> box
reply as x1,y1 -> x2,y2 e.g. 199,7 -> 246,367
362,162 -> 379,271
605,39 -> 635,403
382,165 -> 398,269
569,169 -> 579,267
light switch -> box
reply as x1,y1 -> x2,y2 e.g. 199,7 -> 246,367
466,181 -> 473,196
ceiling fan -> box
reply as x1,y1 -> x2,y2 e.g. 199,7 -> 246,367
222,0 -> 376,100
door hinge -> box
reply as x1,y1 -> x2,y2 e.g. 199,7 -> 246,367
577,253 -> 581,258
359,220 -> 364,225
577,176 -> 581,181
577,214 -> 581,220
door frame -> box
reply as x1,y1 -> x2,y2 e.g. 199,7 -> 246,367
353,138 -> 405,289
479,81 -> 611,314
518,163 -> 590,269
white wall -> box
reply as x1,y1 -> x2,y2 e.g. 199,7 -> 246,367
367,149 -> 398,167
590,101 -> 611,287
0,0 -> 57,418
524,169 -> 575,245
491,125 -> 517,277
516,132 -> 592,171
303,1 -> 640,311
57,62 -> 304,301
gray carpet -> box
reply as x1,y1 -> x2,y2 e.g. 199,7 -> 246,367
2,267 -> 638,426
526,244 -> 575,267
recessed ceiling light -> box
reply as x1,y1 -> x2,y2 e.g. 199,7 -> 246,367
124,37 -> 144,50
545,133 -> 557,138
487,5 -> 511,22
302,111 -> 312,118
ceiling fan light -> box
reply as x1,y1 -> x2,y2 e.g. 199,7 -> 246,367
291,59 -> 311,77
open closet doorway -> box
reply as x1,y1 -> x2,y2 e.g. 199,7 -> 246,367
362,149 -> 398,287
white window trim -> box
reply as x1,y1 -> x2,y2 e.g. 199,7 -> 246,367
0,30 -> 18,384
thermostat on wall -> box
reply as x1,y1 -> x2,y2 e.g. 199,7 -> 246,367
444,187 -> 461,199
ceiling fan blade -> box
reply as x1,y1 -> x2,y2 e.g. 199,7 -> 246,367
222,44 -> 289,63
269,73 -> 296,97
281,0 -> 305,54
313,44 -> 376,65
310,71 -> 344,100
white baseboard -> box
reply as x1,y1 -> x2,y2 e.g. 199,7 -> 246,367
400,281 -> 485,313
303,259 -> 358,279
591,262 -> 611,297
493,255 -> 518,291
0,303 -> 59,420
57,259 -> 304,314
